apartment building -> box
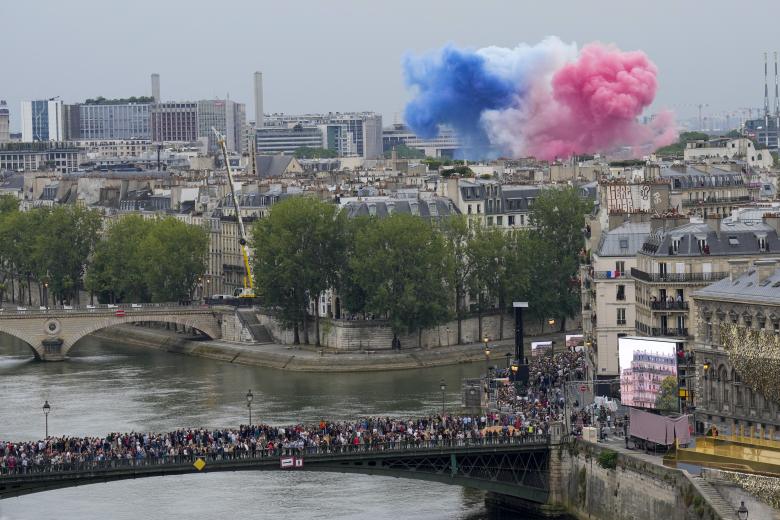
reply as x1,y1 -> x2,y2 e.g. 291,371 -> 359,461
582,220 -> 650,377
443,177 -> 539,229
632,214 -> 780,350
655,165 -> 751,218
692,259 -> 780,439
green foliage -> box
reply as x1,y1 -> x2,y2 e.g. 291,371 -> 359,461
771,151 -> 779,167
84,96 -> 154,105
0,195 -> 19,215
527,187 -> 592,326
293,146 -> 338,159
0,205 -> 101,304
348,213 -> 452,337
252,197 -> 346,343
655,131 -> 709,156
86,215 -> 207,303
596,449 -> 618,469
384,144 -> 425,160
466,224 -> 511,316
441,166 -> 474,178
655,376 -> 680,412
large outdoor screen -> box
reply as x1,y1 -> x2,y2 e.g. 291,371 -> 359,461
618,337 -> 678,410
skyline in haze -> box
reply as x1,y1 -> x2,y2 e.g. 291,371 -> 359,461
4,0 -> 780,133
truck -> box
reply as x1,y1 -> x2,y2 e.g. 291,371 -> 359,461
627,407 -> 691,453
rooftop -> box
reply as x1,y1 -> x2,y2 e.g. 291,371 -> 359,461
695,262 -> 780,305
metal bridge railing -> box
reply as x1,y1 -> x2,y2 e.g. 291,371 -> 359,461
0,302 -> 213,316
0,435 -> 550,478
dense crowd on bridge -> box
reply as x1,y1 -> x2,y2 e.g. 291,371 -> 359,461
1,344 -> 590,476
0,414 -> 549,475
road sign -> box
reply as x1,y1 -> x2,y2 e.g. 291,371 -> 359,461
193,458 -> 206,471
280,457 -> 295,469
579,385 -> 589,393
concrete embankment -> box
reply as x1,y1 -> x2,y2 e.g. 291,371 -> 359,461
90,325 -> 551,372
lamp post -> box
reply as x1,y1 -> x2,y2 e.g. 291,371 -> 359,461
737,501 -> 749,520
439,378 -> 447,416
42,400 -> 51,438
245,389 -> 253,425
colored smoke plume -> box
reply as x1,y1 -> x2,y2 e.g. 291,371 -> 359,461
403,38 -> 677,160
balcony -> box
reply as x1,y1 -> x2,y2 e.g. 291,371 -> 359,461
649,327 -> 688,338
650,300 -> 689,311
593,271 -> 628,279
681,195 -> 751,207
631,268 -> 728,284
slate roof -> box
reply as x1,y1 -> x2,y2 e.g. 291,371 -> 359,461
596,221 -> 651,257
343,197 -> 459,220
660,165 -> 744,190
694,263 -> 780,305
501,185 -> 540,213
257,155 -> 295,178
0,174 -> 24,191
640,220 -> 779,257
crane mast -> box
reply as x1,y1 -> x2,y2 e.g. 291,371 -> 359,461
213,127 -> 255,298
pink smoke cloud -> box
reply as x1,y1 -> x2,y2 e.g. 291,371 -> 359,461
482,42 -> 677,160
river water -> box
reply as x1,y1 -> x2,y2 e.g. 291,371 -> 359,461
0,334 -> 502,520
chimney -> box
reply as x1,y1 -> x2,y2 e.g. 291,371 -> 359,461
151,73 -> 160,103
775,52 -> 779,119
765,53 -> 770,118
644,163 -> 660,181
254,72 -> 264,128
754,259 -> 778,284
729,260 -> 750,282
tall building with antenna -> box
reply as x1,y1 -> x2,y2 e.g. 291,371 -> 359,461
744,52 -> 780,150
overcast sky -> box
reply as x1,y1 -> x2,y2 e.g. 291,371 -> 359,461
3,0 -> 780,131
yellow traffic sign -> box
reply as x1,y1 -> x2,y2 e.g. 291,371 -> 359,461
193,458 -> 206,471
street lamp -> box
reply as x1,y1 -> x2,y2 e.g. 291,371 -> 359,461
737,501 -> 749,520
439,378 -> 447,416
245,389 -> 254,425
42,400 -> 51,438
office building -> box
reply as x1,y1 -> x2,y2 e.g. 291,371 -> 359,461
151,102 -> 198,142
0,142 -> 82,173
197,99 -> 246,153
264,112 -> 383,158
74,101 -> 152,140
255,126 -> 323,155
21,99 -> 65,142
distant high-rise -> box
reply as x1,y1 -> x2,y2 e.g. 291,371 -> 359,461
151,73 -> 161,103
20,99 -> 65,142
0,100 -> 9,143
197,99 -> 246,153
254,72 -> 264,128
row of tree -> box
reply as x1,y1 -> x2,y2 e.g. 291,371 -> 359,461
251,187 -> 591,345
0,195 -> 208,306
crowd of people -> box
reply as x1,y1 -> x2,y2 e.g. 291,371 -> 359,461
2,344 -> 593,476
0,414 -> 549,475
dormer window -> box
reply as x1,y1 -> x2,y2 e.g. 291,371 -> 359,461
757,235 -> 768,252
671,238 -> 681,254
697,237 -> 708,254
728,236 -> 739,247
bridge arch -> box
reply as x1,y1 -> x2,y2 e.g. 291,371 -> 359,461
0,325 -> 44,359
61,313 -> 222,357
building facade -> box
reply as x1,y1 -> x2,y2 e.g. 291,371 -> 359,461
0,101 -> 9,143
197,100 -> 246,154
21,100 -> 65,142
692,259 -> 780,439
74,102 -> 152,140
150,102 -> 198,142
0,143 -> 82,173
255,126 -> 323,155
264,112 -> 383,158
620,350 -> 677,409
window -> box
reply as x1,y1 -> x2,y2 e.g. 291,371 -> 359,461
617,308 -> 626,326
619,239 -> 629,249
671,238 -> 680,254
520,215 -> 525,226
728,236 -> 739,247
496,216 -> 503,226
487,216 -> 493,226
476,204 -> 481,214
616,285 -> 626,301
615,261 -> 625,275
467,204 -> 472,215
508,215 -> 515,226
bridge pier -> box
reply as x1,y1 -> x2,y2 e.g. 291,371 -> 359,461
38,338 -> 65,361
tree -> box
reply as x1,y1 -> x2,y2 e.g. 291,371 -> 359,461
86,215 -> 207,304
441,215 -> 473,344
384,144 -> 425,160
293,147 -> 338,159
466,224 -> 510,340
0,195 -> 19,215
252,197 -> 346,345
529,187 -> 592,329
348,213 -> 452,346
655,131 -> 709,156
655,376 -> 679,412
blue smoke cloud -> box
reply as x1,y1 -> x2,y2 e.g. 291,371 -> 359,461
403,45 -> 518,154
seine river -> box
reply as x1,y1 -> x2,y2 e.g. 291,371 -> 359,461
0,334 -> 502,520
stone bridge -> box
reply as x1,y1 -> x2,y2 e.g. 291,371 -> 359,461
0,435 -> 560,503
0,304 -> 223,361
